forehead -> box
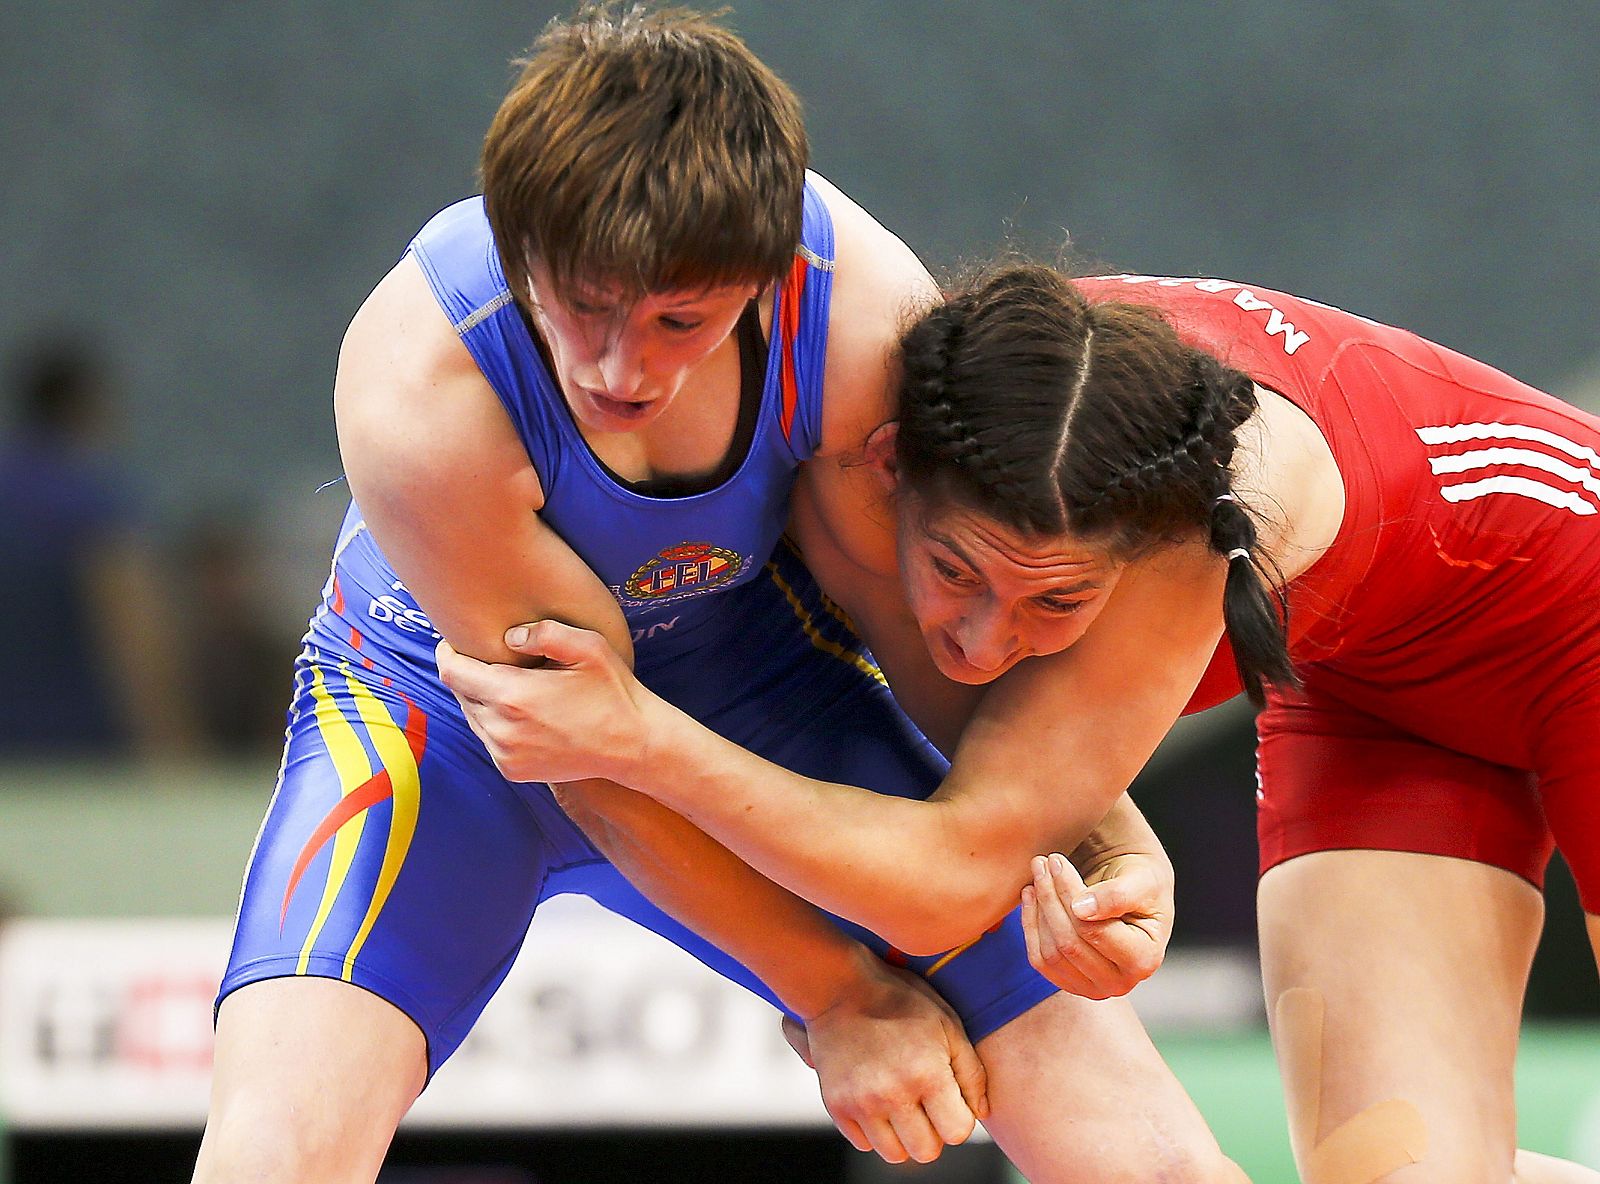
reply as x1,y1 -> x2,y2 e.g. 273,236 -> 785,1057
528,260 -> 754,309
915,502 -> 1115,582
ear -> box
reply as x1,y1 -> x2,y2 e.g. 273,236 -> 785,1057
863,421 -> 901,493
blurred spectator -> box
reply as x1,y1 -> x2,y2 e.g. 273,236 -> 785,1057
176,511 -> 295,757
0,333 -> 201,762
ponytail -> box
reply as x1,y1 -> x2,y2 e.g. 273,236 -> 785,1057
1210,493 -> 1297,705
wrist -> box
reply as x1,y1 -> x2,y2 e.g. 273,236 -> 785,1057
626,689 -> 704,806
1070,798 -> 1168,875
613,682 -> 673,789
786,941 -> 890,1023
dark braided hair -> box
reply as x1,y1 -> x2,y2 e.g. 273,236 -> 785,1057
896,263 -> 1297,706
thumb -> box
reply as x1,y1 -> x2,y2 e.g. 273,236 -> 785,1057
1069,863 -> 1153,921
948,1024 -> 991,1120
504,619 -> 602,666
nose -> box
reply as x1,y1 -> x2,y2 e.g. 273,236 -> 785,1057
596,326 -> 644,401
952,604 -> 1018,672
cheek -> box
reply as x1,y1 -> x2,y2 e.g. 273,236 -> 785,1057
535,314 -> 594,370
908,580 -> 966,637
1022,617 -> 1089,655
1019,602 -> 1109,657
645,332 -> 721,380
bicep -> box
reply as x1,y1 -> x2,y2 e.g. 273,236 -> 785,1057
334,258 -> 630,667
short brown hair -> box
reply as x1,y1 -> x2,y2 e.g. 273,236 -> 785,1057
481,3 -> 808,305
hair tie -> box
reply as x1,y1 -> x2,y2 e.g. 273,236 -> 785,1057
1214,492 -> 1238,505
1225,547 -> 1250,562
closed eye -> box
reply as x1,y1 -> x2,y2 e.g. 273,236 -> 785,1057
931,555 -> 980,586
1035,595 -> 1087,614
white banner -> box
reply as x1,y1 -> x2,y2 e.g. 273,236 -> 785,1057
0,901 -> 1260,1131
0,900 -> 827,1132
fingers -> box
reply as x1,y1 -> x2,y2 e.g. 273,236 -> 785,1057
946,1017 -> 990,1121
781,1016 -> 814,1069
1024,854 -> 1123,998
856,1115 -> 911,1163
919,1067 -> 980,1148
434,638 -> 494,701
1073,858 -> 1156,922
857,1105 -> 953,1165
833,1115 -> 873,1155
814,1040 -> 976,1164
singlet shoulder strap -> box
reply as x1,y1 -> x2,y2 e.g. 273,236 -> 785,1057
772,177 -> 836,463
405,197 -> 511,335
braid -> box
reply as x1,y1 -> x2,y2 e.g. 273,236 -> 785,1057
1198,356 -> 1297,705
1064,337 -> 1296,706
895,263 -> 1302,706
901,301 -> 980,465
897,281 -> 1078,530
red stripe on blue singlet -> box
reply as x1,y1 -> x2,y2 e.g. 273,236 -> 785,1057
778,253 -> 809,443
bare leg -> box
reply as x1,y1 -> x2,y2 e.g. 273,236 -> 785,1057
1260,850 -> 1598,1184
979,990 -> 1247,1183
191,977 -> 428,1184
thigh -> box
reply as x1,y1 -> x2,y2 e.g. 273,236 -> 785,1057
221,652 -> 590,1077
1534,699 -> 1600,915
977,992 -> 1241,1184
196,976 -> 425,1183
1259,849 -> 1544,1183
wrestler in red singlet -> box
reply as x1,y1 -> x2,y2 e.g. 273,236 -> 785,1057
1078,274 -> 1600,910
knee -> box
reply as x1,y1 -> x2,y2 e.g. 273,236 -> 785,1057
192,1087 -> 394,1184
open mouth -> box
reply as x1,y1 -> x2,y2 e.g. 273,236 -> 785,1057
586,390 -> 657,421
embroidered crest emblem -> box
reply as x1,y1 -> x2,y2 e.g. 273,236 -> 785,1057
624,541 -> 745,601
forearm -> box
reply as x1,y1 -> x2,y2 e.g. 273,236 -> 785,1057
631,693 -> 1025,955
552,777 -> 897,1018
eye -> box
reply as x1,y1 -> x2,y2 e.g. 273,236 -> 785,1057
930,555 -> 978,586
569,299 -> 611,318
659,315 -> 704,334
1035,593 -> 1087,615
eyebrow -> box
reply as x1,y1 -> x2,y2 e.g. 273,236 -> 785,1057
928,528 -> 1102,594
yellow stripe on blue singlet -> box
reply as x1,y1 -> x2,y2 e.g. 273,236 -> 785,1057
299,665 -> 376,974
764,557 -> 888,687
340,671 -> 423,980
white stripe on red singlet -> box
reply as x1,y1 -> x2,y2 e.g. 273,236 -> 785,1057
1416,422 -> 1600,516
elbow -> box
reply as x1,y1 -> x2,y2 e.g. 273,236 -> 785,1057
877,882 -> 1018,958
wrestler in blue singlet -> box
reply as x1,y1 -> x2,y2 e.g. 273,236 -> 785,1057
220,178 -> 1059,1074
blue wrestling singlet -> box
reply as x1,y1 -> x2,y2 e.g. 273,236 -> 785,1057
220,178 -> 1059,1074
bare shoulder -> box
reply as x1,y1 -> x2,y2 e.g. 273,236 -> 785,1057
809,172 -> 940,459
334,254 -> 541,510
1239,384 -> 1345,581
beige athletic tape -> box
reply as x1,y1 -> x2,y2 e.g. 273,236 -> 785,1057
1274,987 -> 1427,1184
